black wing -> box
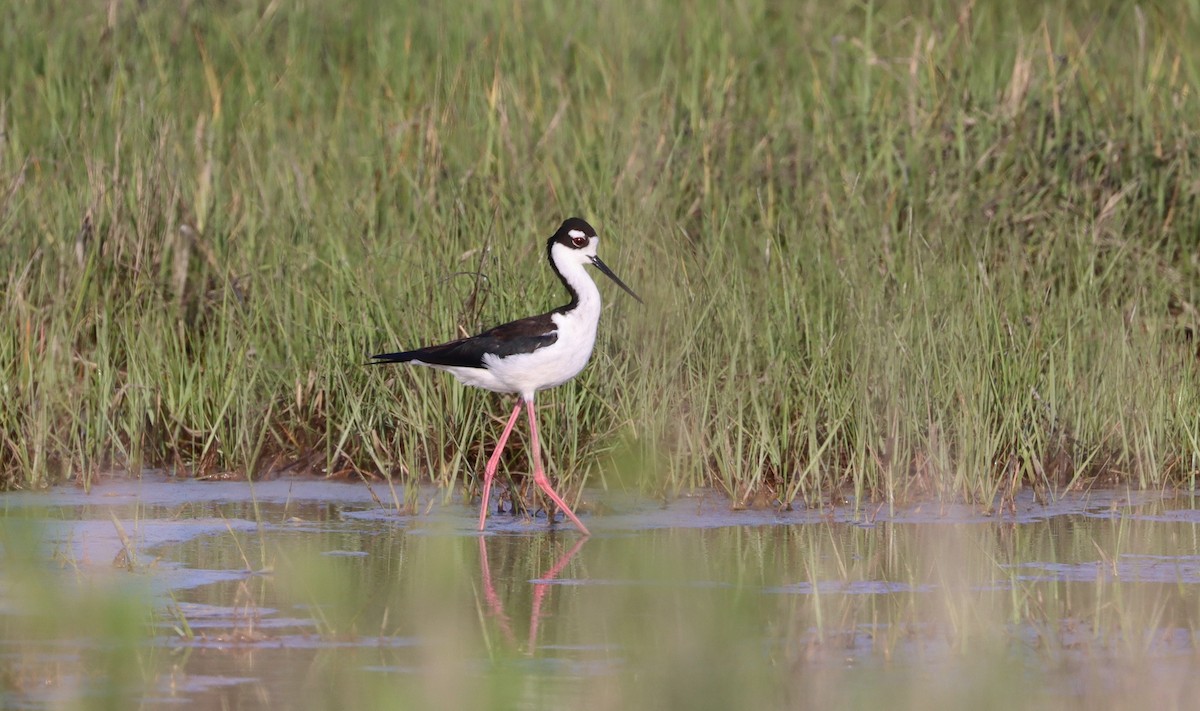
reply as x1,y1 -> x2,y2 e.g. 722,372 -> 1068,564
369,313 -> 558,369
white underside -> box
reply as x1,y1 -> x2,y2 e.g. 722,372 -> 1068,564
414,245 -> 605,401
415,320 -> 596,398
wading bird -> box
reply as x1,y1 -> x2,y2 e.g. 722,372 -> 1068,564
370,218 -> 642,536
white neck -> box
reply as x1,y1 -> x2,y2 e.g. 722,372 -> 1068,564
548,242 -> 603,322
557,258 -> 602,321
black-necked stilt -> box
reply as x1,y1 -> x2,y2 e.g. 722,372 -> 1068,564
370,218 -> 642,536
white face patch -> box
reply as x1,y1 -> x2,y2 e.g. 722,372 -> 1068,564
567,229 -> 586,239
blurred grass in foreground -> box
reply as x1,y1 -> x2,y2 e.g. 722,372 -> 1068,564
1,0 -> 1199,504
4,497 -> 1200,709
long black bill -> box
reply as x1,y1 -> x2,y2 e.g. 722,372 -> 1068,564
590,256 -> 644,304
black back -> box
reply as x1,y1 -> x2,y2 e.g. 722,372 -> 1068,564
369,315 -> 558,368
369,217 -> 596,369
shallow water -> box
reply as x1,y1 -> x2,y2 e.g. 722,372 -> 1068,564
2,475 -> 1199,709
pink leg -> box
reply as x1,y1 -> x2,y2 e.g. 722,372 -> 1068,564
527,536 -> 587,651
525,397 -> 591,536
478,537 -> 515,644
479,400 -> 523,531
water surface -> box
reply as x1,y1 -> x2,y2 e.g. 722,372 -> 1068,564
2,475 -> 1199,709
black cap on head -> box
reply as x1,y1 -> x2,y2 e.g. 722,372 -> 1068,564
557,217 -> 596,238
549,217 -> 598,251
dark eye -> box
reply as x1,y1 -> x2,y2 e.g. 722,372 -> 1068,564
572,235 -> 588,248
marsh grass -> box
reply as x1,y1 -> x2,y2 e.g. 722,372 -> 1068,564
1,1 -> 1199,505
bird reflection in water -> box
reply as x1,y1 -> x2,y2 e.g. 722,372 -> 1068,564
478,536 -> 587,653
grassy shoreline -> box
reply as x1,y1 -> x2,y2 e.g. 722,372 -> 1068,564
2,1 -> 1198,505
